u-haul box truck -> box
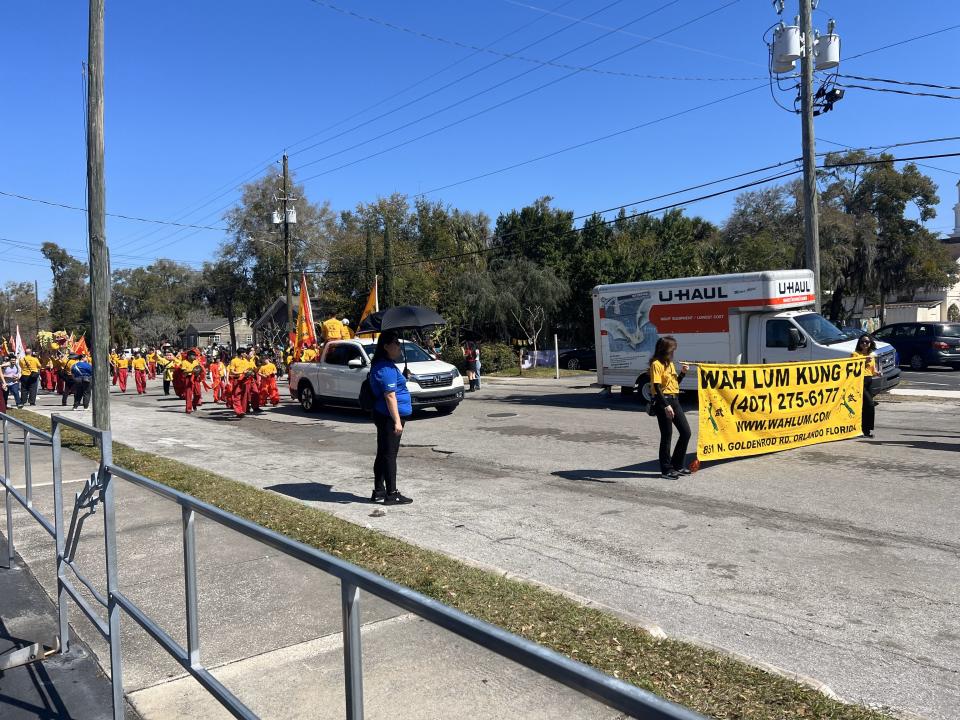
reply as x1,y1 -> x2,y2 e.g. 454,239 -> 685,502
592,269 -> 900,399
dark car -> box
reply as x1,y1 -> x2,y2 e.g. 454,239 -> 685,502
873,322 -> 960,370
557,347 -> 596,371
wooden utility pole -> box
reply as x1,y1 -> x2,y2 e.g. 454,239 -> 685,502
799,0 -> 821,313
86,0 -> 111,431
283,154 -> 293,336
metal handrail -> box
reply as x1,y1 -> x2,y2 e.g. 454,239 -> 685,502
2,411 -> 707,720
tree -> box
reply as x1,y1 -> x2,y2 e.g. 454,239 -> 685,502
820,152 -> 954,323
364,226 -> 375,290
199,258 -> 250,350
0,281 -> 48,340
222,167 -> 336,323
41,243 -> 89,334
130,313 -> 179,346
382,221 -> 394,308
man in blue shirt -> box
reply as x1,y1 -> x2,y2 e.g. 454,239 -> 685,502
369,331 -> 413,505
71,356 -> 94,410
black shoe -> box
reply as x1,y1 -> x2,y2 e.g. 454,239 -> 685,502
674,468 -> 692,476
661,470 -> 679,479
384,491 -> 413,505
371,489 -> 386,503
863,431 -> 873,438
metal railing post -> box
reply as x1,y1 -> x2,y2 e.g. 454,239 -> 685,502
341,582 -> 364,720
182,506 -> 200,667
23,429 -> 32,508
51,424 -> 70,652
99,431 -> 124,720
3,418 -> 13,568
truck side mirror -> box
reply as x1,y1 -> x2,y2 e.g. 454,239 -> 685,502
347,358 -> 364,369
788,327 -> 804,351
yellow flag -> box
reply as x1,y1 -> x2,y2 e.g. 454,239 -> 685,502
293,274 -> 316,360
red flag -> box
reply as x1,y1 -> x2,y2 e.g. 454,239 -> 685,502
72,335 -> 89,356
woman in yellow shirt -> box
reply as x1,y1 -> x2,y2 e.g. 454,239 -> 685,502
257,358 -> 280,406
852,334 -> 881,438
650,336 -> 691,479
132,351 -> 148,395
115,353 -> 131,393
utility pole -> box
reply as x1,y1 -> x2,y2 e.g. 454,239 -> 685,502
282,154 -> 293,337
86,0 -> 111,431
798,0 -> 821,313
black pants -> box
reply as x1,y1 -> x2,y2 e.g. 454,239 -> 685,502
373,411 -> 405,494
21,374 -> 38,405
655,395 -> 691,473
73,379 -> 92,409
163,379 -> 171,395
862,380 -> 875,434
60,378 -> 74,406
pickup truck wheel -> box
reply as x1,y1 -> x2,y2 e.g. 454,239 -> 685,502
909,354 -> 927,370
566,358 -> 580,370
299,383 -> 319,412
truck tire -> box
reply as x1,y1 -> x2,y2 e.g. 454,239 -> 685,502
637,373 -> 653,404
299,382 -> 319,412
566,358 -> 580,370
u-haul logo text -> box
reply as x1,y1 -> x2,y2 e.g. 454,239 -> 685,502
778,280 -> 811,294
658,286 -> 729,302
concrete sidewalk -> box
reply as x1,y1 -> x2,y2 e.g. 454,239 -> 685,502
1,425 -> 622,719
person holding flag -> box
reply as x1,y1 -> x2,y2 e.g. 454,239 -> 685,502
293,273 -> 317,361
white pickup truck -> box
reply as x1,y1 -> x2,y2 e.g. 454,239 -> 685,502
288,339 -> 465,415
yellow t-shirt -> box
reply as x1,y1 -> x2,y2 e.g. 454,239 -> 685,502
116,356 -> 131,370
19,355 -> 41,376
321,317 -> 347,341
258,362 -> 277,377
146,352 -> 157,363
179,359 -> 200,374
301,347 -> 318,362
132,358 -> 147,371
852,351 -> 876,376
228,357 -> 251,377
650,359 -> 680,395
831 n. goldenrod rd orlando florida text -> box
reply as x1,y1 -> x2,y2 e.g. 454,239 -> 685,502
696,358 -> 865,460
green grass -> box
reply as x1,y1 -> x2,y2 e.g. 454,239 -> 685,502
489,367 -> 593,378
10,407 -> 894,720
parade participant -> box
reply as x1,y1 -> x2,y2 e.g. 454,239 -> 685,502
650,336 -> 691,480
853,334 -> 882,438
109,348 -> 119,386
41,352 -> 56,392
301,340 -> 318,363
172,350 -> 187,399
115,351 -> 131,393
146,347 -> 158,380
228,348 -> 253,418
246,347 -> 261,413
208,353 -> 226,403
369,331 -> 413,505
341,318 -> 354,339
60,353 -> 80,407
158,351 -> 176,396
321,313 -> 348,343
71,356 -> 94,410
19,348 -> 42,406
132,351 -> 148,395
179,350 -> 203,414
257,356 -> 280,406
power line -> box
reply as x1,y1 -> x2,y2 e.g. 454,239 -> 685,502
844,23 -> 960,62
837,83 -> 960,101
819,137 -> 960,176
292,0 -> 671,169
295,1 -> 742,182
304,0 -> 764,83
0,190 -> 228,231
837,74 -> 960,92
417,83 -> 767,196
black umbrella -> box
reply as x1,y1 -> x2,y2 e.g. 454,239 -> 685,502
356,306 -> 447,334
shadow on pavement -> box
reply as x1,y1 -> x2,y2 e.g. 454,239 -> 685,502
497,392 -> 699,414
266,482 -> 370,504
862,438 -> 959,453
552,460 -> 664,482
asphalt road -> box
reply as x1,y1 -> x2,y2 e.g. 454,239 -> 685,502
898,366 -> 960,392
27,376 -> 960,720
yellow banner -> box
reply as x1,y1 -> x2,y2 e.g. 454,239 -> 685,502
696,358 -> 865,461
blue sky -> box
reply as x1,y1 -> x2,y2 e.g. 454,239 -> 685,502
2,0 -> 959,294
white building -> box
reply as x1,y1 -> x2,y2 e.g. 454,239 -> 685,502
862,180 -> 960,325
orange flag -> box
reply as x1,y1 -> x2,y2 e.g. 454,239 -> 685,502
358,277 -> 379,337
293,274 -> 316,360
72,335 -> 89,356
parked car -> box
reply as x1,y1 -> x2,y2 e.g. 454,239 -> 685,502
288,339 -> 464,414
873,322 -> 960,370
557,347 -> 596,371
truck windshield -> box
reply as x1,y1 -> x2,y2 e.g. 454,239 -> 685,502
359,341 -> 433,362
795,313 -> 848,345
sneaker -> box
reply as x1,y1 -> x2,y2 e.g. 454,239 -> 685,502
674,468 -> 692,476
660,470 -> 679,480
371,489 -> 386,503
384,491 -> 413,505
